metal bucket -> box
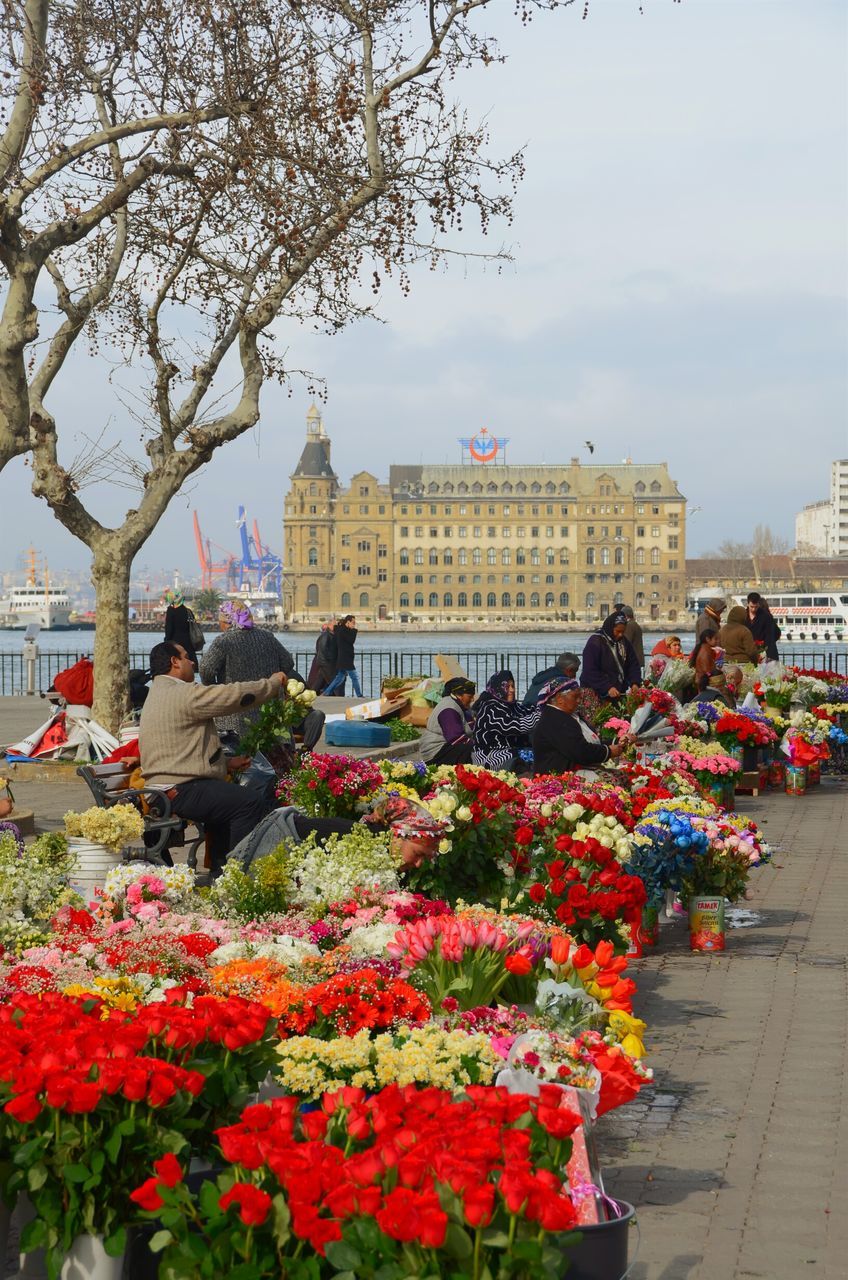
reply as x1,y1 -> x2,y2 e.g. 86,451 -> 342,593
689,896 -> 726,952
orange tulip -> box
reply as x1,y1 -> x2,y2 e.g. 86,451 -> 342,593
550,935 -> 571,967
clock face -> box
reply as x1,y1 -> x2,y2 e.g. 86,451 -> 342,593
469,431 -> 498,462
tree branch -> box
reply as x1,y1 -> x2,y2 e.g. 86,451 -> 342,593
0,0 -> 49,186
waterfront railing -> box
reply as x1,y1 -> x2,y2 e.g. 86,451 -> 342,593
0,647 -> 846,698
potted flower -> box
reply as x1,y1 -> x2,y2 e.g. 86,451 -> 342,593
63,805 -> 145,900
680,839 -> 753,953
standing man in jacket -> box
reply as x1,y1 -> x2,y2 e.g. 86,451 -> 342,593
308,621 -> 338,694
140,642 -> 287,876
322,615 -> 363,697
696,598 -> 726,642
621,606 -> 644,671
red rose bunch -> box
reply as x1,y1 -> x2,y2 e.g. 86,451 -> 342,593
134,1084 -> 586,1277
302,968 -> 431,1038
522,835 -> 646,951
276,753 -> 384,818
713,713 -> 775,750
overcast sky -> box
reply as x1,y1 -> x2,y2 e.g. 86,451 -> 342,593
1,0 -> 846,587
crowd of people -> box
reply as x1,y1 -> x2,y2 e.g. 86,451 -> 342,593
144,592 -> 783,878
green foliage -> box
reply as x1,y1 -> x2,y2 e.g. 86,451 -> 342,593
239,698 -> 307,757
386,717 -> 421,742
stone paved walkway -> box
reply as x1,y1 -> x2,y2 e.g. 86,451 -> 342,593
599,779 -> 848,1280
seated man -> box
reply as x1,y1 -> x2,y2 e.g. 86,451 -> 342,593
523,652 -> 581,706
139,641 -> 287,877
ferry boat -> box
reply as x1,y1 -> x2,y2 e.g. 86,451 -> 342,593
689,592 -> 848,642
0,552 -> 73,630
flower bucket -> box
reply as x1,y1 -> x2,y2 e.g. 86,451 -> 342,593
722,781 -> 736,810
785,765 -> 808,796
639,905 -> 659,948
703,778 -> 725,807
807,759 -> 821,787
741,745 -> 759,773
727,744 -> 744,765
563,1198 -> 636,1280
67,838 -> 122,903
689,896 -> 726,952
61,1235 -> 124,1280
769,759 -> 786,788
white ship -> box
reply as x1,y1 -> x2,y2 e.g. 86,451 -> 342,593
0,552 -> 73,630
689,591 -> 848,642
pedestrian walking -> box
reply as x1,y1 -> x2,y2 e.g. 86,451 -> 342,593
163,588 -> 201,669
307,621 -> 338,694
322,615 -> 363,697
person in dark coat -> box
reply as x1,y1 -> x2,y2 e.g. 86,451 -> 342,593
746,592 -> 781,661
199,600 -> 324,749
472,669 -> 540,772
307,621 -> 338,694
163,588 -> 198,668
322,615 -> 363,697
580,612 -> 641,700
523,652 -> 581,705
532,677 -> 626,775
696,598 -> 725,642
621,606 -> 644,669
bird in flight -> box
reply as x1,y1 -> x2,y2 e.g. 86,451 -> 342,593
585,440 -> 595,454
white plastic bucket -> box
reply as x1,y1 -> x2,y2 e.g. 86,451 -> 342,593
67,838 -> 122,903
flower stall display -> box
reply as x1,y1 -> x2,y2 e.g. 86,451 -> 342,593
63,805 -> 145,852
133,1085 -> 589,1279
102,863 -> 196,920
275,753 -> 384,818
0,830 -> 76,953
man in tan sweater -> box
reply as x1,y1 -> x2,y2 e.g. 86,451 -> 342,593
139,641 -> 287,875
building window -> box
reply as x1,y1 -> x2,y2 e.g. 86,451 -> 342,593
472,592 -> 482,608
559,591 -> 569,607
600,547 -> 610,565
341,591 -> 351,607
668,535 -> 679,550
378,544 -> 387,558
546,548 -> 555,565
357,539 -> 370,552
309,505 -> 317,515
586,591 -> 595,608
458,548 -> 468,565
307,547 -> 318,566
651,525 -> 660,537
651,548 -> 661,565
414,549 -> 424,565
458,526 -> 467,537
502,548 -> 511,565
399,574 -> 408,584
516,592 -> 526,608
340,534 -> 351,547
545,592 -> 555,607
444,549 -> 453,565
400,526 -> 409,537
341,558 -> 350,572
399,548 -> 409,565
306,583 -> 319,607
359,591 -> 369,607
309,482 -> 317,496
516,549 -> 526,566
360,506 -> 369,515
414,526 -> 423,538
399,593 -> 409,607
636,525 -> 645,537
357,565 -> 369,577
487,548 -> 497,565
635,548 -> 645,566
486,591 -> 495,607
458,592 -> 467,607
586,548 -> 595,566
614,546 -> 624,566
429,549 -> 438,565
414,593 -> 424,607
429,527 -> 438,538
473,526 -> 482,538
502,592 -> 511,608
472,548 -> 482,565
414,574 -> 423,584
531,548 -> 540,566
429,592 -> 438,608
587,526 -> 595,538
669,559 -> 678,570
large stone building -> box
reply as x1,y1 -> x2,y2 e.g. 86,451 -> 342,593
794,459 -> 848,557
283,408 -> 688,625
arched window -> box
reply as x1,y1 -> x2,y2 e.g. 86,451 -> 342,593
472,591 -> 482,607
487,482 -> 498,494
586,591 -> 595,608
399,548 -> 409,566
531,548 -> 541,566
530,592 -> 540,608
650,480 -> 661,493
428,481 -> 439,494
516,481 -> 527,494
636,591 -> 645,606
635,548 -> 645,566
516,549 -> 526,566
651,547 -> 660,565
458,548 -> 468,566
429,592 -> 438,608
444,549 -> 453,565
502,592 -> 511,608
531,482 -> 541,494
444,592 -> 453,607
341,592 -> 351,607
306,583 -> 319,607
545,548 -> 555,565
399,593 -> 409,608
614,546 -> 623,566
472,548 -> 482,565
635,481 -> 646,494
487,591 -> 497,607
457,481 -> 468,494
586,548 -> 595,566
414,548 -> 424,565
614,591 -> 624,605
429,548 -> 438,565
359,592 -> 369,607
559,591 -> 569,607
502,482 -> 513,494
516,592 -> 526,608
414,592 -> 424,607
307,546 -> 318,567
560,549 -> 569,564
559,482 -> 570,494
472,482 -> 483,495
443,481 -> 454,493
487,547 -> 497,565
545,592 -> 555,607
502,548 -> 511,565
458,591 -> 468,607
600,547 -> 610,565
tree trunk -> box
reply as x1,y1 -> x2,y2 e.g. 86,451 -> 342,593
91,545 -> 133,734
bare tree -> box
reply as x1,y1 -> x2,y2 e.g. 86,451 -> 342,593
751,524 -> 791,558
0,0 -> 569,728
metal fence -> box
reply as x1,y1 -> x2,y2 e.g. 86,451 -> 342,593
1,645 -> 846,698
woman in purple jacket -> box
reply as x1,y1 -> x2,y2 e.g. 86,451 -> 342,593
580,612 -> 641,701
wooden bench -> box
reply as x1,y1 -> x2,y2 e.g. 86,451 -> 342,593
76,764 -> 206,869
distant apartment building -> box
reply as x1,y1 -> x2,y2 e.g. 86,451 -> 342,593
794,459 -> 848,556
283,407 -> 688,625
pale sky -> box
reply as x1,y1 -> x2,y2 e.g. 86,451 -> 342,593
1,0 -> 846,586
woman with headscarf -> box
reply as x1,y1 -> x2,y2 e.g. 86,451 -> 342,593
580,612 -> 642,700
163,588 -> 199,668
418,677 -> 476,764
199,599 -> 324,748
532,677 -> 627,776
471,670 -> 541,772
651,635 -> 684,660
